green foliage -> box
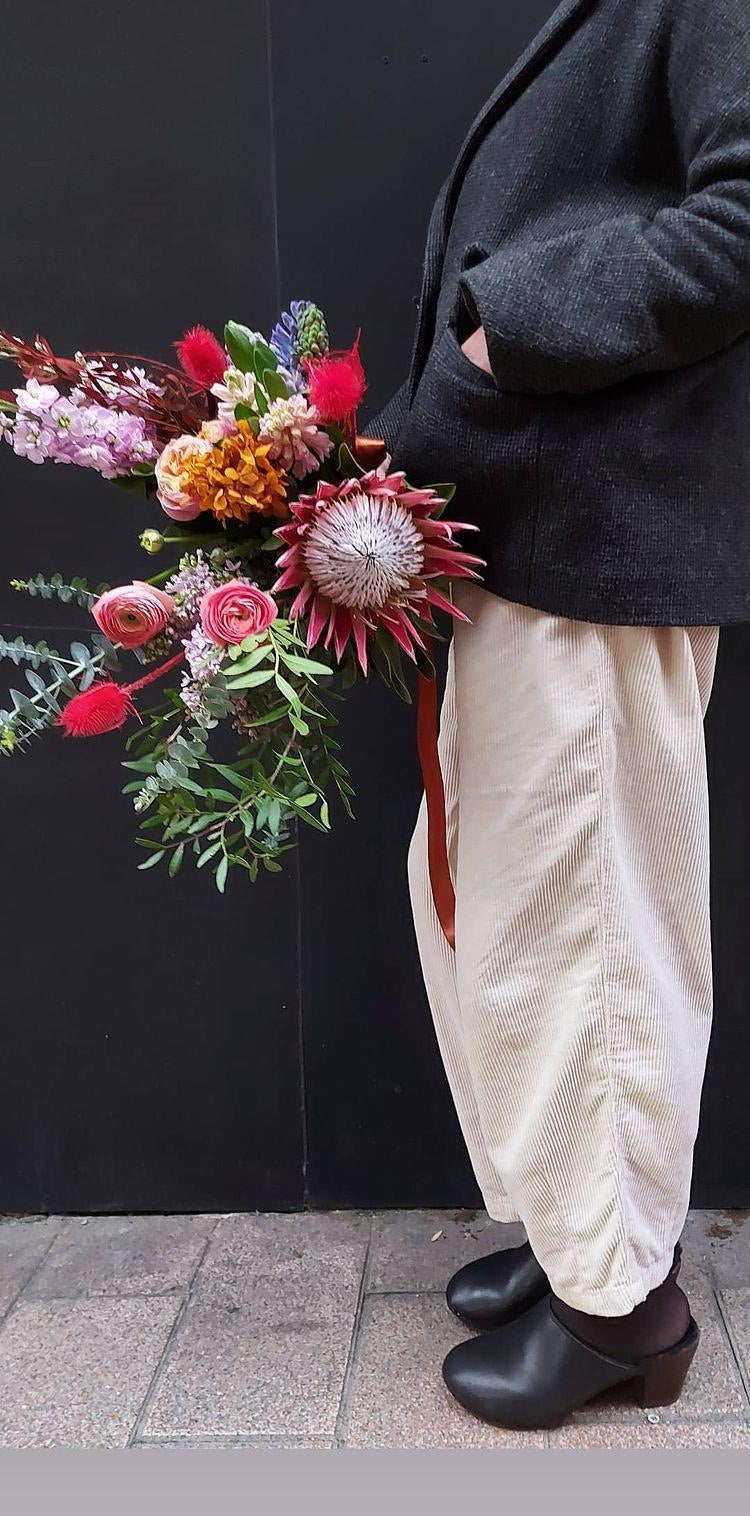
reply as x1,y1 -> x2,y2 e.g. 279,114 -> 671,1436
122,618 -> 354,891
223,322 -> 278,377
0,633 -> 118,752
10,572 -> 106,609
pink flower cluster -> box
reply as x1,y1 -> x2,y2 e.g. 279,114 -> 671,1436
3,378 -> 157,478
92,575 -> 277,654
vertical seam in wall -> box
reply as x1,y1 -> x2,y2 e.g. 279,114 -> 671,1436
294,844 -> 309,1205
265,0 -> 308,1205
264,0 -> 282,311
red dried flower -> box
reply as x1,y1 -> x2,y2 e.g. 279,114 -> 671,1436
58,681 -> 135,737
305,337 -> 367,427
174,325 -> 227,388
58,652 -> 186,738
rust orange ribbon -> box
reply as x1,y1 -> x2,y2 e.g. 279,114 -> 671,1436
352,436 -> 456,949
416,673 -> 456,951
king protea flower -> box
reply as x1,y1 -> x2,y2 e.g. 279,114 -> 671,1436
273,470 -> 483,673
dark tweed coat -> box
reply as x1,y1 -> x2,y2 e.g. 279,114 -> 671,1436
368,0 -> 750,625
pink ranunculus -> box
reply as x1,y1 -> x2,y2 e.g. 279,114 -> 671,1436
154,434 -> 211,522
200,580 -> 278,646
92,581 -> 175,649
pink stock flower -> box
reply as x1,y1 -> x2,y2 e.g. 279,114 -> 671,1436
273,470 -> 483,674
92,582 -> 175,649
201,580 -> 278,646
154,434 -> 212,521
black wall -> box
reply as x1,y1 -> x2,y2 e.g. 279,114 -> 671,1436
1,1 -> 748,1214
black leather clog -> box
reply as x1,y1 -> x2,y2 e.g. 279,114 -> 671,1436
442,1294 -> 699,1430
446,1242 -> 549,1332
447,1240 -> 683,1333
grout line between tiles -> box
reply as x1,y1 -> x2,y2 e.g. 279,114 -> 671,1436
365,1286 -> 446,1297
715,1285 -> 750,1408
0,1225 -> 61,1333
134,1434 -> 336,1450
128,1219 -> 220,1447
333,1218 -> 373,1447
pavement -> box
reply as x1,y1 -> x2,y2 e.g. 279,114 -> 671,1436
0,1208 -> 748,1449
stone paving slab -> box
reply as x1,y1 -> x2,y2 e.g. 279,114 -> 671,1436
141,1305 -> 354,1441
0,1220 -> 59,1318
340,1293 -> 544,1448
0,1297 -> 180,1447
551,1421 -> 750,1449
718,1286 -> 750,1386
568,1261 -> 748,1425
141,1213 -> 370,1442
194,1212 -> 370,1319
26,1216 -> 216,1300
367,1209 -> 524,1293
0,1208 -> 748,1449
682,1211 -> 750,1289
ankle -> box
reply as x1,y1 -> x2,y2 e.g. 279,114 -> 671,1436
552,1279 -> 690,1364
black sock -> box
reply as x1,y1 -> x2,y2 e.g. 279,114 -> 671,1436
552,1276 -> 690,1363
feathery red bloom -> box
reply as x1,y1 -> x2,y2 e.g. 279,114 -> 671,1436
58,652 -> 185,738
305,337 -> 366,426
174,326 -> 227,389
58,681 -> 135,737
273,470 -> 484,675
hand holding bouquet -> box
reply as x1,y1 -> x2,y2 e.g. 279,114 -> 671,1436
0,305 -> 481,898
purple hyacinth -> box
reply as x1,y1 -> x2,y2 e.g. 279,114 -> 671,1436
269,299 -> 326,392
269,300 -> 310,369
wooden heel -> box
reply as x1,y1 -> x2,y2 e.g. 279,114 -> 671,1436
634,1320 -> 700,1408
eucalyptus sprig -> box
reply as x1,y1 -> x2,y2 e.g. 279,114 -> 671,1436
120,617 -> 353,889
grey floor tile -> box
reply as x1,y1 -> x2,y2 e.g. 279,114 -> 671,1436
26,1215 -> 215,1300
194,1212 -> 370,1321
0,1221 -> 59,1317
140,1304 -> 353,1441
551,1420 -> 750,1449
141,1214 -> 369,1442
570,1263 -> 747,1425
368,1209 -> 524,1293
340,1293 -> 543,1448
683,1210 -> 750,1289
718,1286 -> 750,1383
0,1296 -> 180,1447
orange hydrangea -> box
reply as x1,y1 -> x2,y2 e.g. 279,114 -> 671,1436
186,420 -> 288,526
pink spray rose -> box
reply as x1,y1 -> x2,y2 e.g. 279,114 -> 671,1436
200,580 -> 278,646
92,581 -> 175,649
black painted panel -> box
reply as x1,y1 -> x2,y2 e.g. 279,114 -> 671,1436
1,0 -> 748,1213
271,1 -> 560,1207
0,3 -> 303,1213
695,630 -> 750,1206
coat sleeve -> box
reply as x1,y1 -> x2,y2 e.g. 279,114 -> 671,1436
361,379 -> 410,451
460,0 -> 750,395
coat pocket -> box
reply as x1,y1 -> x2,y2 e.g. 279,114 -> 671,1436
393,324 -> 542,580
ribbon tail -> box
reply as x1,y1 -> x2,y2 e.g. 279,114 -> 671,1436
416,673 -> 456,952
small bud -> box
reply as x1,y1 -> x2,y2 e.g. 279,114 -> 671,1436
140,528 -> 165,555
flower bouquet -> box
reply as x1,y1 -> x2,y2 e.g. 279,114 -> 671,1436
0,305 -> 481,897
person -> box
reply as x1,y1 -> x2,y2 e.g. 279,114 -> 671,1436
365,0 -> 750,1429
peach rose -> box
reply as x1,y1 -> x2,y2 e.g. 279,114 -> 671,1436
200,581 -> 278,645
92,581 -> 175,649
154,434 -> 212,522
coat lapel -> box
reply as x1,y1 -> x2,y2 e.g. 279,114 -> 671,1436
446,0 -> 599,200
408,0 -> 599,399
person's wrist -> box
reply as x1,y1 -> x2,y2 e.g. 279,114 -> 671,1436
460,324 -> 493,376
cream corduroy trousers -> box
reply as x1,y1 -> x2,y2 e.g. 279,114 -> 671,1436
408,585 -> 719,1315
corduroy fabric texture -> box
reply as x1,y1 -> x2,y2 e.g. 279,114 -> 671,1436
408,586 -> 719,1314
368,0 -> 750,625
